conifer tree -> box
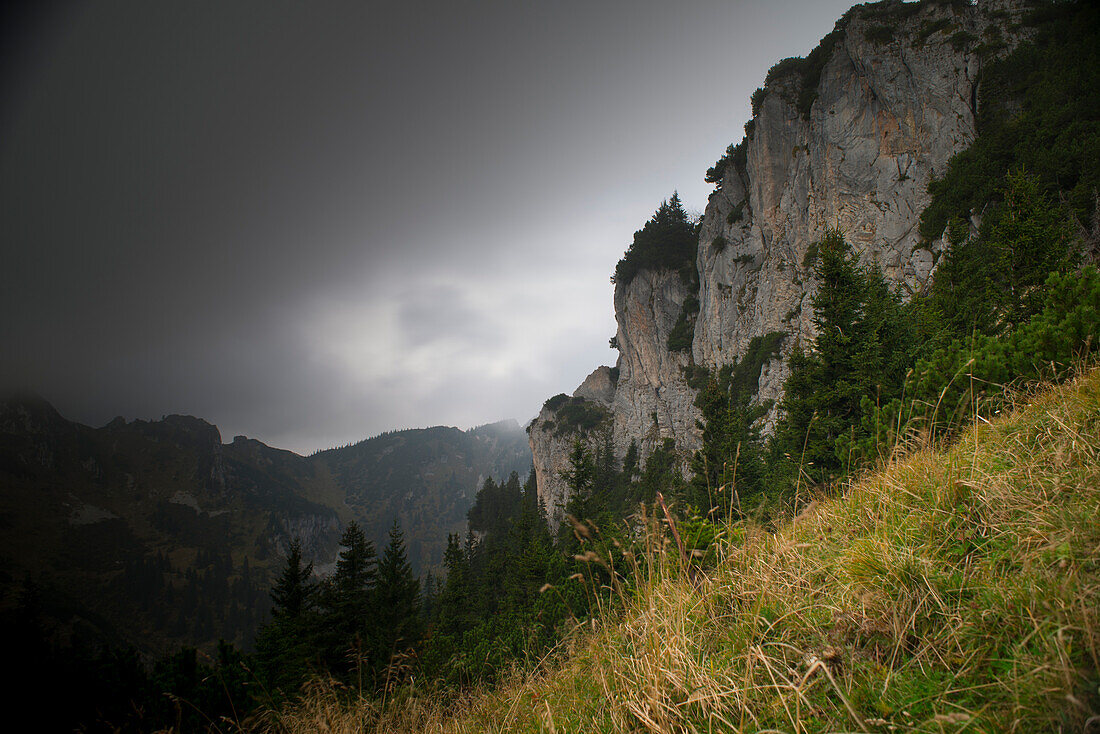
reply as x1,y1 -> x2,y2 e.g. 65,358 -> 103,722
269,539 -> 315,620
435,533 -> 469,637
374,519 -> 422,670
770,229 -> 910,488
927,170 -> 1080,340
317,521 -> 378,676
690,368 -> 767,519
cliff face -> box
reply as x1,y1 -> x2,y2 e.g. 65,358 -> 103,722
609,269 -> 701,461
530,0 -> 1034,519
697,1 -> 983,425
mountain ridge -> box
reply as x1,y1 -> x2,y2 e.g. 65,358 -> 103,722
0,393 -> 531,654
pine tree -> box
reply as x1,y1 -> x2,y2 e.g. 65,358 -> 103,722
613,192 -> 700,286
374,519 -> 422,668
254,539 -> 319,692
269,539 -> 315,620
928,170 -> 1079,339
559,440 -> 597,547
690,368 -> 767,519
317,521 -> 378,677
435,533 -> 469,637
771,229 -> 909,488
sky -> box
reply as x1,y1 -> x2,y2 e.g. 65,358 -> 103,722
1,0 -> 856,454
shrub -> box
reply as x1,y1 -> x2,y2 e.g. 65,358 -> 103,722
750,87 -> 766,116
546,396 -> 610,437
949,30 -> 976,51
864,24 -> 895,44
667,296 -> 700,353
915,18 -> 955,45
845,266 -> 1100,466
802,240 -> 820,269
705,141 -> 747,185
920,2 -> 1099,241
726,200 -> 746,225
543,393 -> 569,412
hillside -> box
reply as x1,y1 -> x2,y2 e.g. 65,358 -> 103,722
265,366 -> 1100,733
0,396 -> 530,655
313,420 -> 532,572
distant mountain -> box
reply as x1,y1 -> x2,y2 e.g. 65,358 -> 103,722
0,393 -> 531,655
314,420 -> 531,572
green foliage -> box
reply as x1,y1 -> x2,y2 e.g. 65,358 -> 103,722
949,29 -> 977,50
315,521 -> 379,676
545,395 -> 610,437
750,87 -> 766,116
802,239 -> 820,269
254,539 -> 318,693
915,18 -> 955,45
424,470 -> 568,685
770,230 -> 914,488
375,519 -> 422,664
920,2 -> 1100,241
635,437 -> 687,507
925,169 -> 1080,340
613,194 -> 699,287
761,17 -> 848,117
705,141 -> 747,185
667,295 -> 700,352
543,393 -> 569,412
862,0 -> 923,24
711,235 -> 727,252
725,200 -> 746,225
682,362 -> 711,392
908,266 -> 1100,435
864,24 -> 895,44
689,332 -> 784,519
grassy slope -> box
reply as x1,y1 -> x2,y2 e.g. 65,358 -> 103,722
260,368 -> 1100,733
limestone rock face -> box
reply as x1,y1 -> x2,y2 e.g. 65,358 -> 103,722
530,269 -> 701,521
527,410 -> 588,527
573,366 -> 617,404
609,268 -> 701,461
530,0 -> 1033,521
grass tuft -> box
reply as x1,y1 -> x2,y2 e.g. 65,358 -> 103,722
254,369 -> 1100,733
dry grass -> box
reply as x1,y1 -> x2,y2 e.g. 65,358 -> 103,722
256,369 -> 1100,733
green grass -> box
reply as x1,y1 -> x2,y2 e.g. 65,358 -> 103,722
255,368 -> 1100,732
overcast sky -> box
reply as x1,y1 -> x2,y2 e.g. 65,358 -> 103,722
1,0 -> 855,454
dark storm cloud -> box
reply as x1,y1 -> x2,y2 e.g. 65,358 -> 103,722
1,0 -> 856,453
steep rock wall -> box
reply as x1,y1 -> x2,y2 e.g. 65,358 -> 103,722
609,268 -> 701,460
531,0 -> 1033,520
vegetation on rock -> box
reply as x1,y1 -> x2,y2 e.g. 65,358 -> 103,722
613,193 -> 699,287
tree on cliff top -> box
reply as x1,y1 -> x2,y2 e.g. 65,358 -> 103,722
613,193 -> 699,287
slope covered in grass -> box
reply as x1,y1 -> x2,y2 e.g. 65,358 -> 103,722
260,368 -> 1100,733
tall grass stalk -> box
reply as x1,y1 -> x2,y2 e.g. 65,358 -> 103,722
249,368 -> 1100,733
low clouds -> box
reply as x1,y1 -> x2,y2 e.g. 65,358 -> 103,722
1,0 -> 854,453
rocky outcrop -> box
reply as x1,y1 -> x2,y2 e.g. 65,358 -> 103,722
527,408 -> 591,526
608,268 -> 701,460
531,0 -> 1035,520
573,366 -> 617,404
